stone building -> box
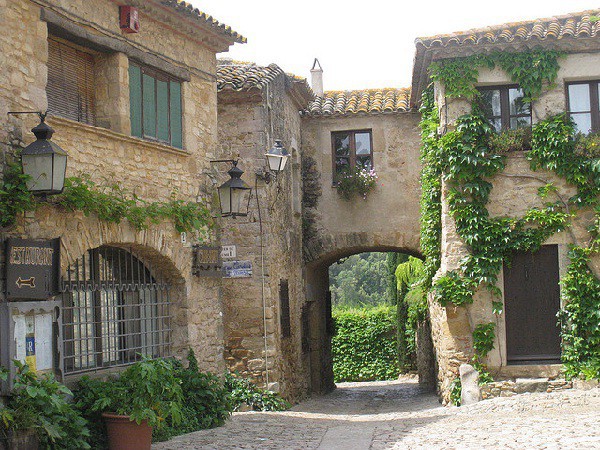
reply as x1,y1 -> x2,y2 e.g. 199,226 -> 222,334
411,10 -> 600,402
0,0 -> 243,385
216,60 -> 313,401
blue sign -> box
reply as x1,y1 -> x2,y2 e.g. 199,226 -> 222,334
222,260 -> 252,278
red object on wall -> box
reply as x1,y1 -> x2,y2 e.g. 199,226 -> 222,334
120,6 -> 140,33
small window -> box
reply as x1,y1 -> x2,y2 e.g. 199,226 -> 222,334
47,37 -> 96,125
129,62 -> 183,148
279,279 -> 291,339
331,130 -> 373,183
478,86 -> 531,131
567,81 -> 600,134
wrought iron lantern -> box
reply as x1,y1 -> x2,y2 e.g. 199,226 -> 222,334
21,114 -> 68,195
265,139 -> 289,173
217,160 -> 251,217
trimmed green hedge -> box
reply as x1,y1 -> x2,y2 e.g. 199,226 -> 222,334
332,305 -> 399,382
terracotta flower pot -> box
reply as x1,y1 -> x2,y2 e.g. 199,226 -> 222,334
102,413 -> 152,450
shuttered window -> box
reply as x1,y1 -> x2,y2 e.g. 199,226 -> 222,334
47,38 -> 96,125
129,62 -> 183,149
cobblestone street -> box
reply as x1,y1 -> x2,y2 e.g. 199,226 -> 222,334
153,377 -> 600,449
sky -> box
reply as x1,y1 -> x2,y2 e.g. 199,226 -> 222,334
192,0 -> 600,91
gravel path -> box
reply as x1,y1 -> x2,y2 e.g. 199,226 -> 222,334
153,377 -> 600,449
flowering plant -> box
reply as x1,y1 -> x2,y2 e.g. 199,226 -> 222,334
335,165 -> 378,200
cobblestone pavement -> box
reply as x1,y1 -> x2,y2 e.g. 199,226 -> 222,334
153,376 -> 600,449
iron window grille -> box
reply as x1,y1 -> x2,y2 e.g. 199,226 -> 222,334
477,86 -> 531,131
61,246 -> 171,375
331,130 -> 373,184
566,80 -> 600,134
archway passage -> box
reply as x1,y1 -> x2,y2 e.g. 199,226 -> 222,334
303,246 -> 434,396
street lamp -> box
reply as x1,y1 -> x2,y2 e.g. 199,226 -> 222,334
216,160 -> 251,217
265,140 -> 289,173
8,112 -> 68,195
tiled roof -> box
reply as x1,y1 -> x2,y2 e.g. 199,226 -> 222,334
411,10 -> 600,108
217,60 -> 314,106
217,61 -> 284,91
305,88 -> 411,116
161,1 -> 246,44
416,10 -> 600,50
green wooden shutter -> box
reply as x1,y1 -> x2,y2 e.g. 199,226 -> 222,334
129,64 -> 142,138
170,81 -> 182,149
142,73 -> 156,139
156,79 -> 169,143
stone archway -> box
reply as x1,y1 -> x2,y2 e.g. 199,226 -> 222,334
303,236 -> 424,395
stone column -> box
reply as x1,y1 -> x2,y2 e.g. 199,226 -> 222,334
95,52 -> 130,134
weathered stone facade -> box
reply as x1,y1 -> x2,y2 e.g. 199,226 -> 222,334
216,62 -> 311,402
1,0 -> 241,380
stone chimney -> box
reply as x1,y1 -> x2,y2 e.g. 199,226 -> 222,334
311,58 -> 323,97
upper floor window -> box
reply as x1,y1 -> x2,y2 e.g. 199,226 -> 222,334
47,37 -> 96,125
567,81 -> 600,134
478,86 -> 531,131
129,62 -> 183,148
332,130 -> 373,182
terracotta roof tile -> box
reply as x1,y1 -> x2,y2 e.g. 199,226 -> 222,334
411,10 -> 600,108
416,10 -> 599,49
305,88 -> 411,116
217,60 -> 314,106
161,1 -> 246,44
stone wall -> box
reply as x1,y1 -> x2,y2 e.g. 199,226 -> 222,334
431,51 -> 600,403
217,75 -> 308,402
1,0 -> 229,377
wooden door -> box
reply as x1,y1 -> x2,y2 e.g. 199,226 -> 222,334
503,245 -> 561,364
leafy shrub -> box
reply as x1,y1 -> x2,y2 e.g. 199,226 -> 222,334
332,305 -> 399,382
2,362 -> 90,449
153,350 -> 233,442
224,373 -> 290,411
574,132 -> 600,158
449,378 -> 462,406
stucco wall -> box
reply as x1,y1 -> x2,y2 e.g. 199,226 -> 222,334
301,112 -> 423,263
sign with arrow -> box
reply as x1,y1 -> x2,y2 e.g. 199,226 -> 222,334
5,238 -> 60,300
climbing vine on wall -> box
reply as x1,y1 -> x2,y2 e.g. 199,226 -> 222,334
0,167 -> 213,234
421,48 -> 600,383
429,50 -> 563,100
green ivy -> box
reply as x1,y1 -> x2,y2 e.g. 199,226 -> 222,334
0,167 -> 212,234
0,162 -> 35,228
429,50 -> 562,100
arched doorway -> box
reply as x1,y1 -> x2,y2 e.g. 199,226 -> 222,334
60,246 -> 171,376
304,245 -> 428,395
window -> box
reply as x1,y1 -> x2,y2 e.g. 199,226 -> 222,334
61,246 -> 171,375
46,37 -> 96,125
331,130 -> 373,182
567,81 -> 600,134
279,279 -> 291,338
478,86 -> 531,131
129,62 -> 183,148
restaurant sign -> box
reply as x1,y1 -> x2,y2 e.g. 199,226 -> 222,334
5,238 -> 60,300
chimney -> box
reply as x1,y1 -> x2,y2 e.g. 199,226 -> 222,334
310,58 -> 324,97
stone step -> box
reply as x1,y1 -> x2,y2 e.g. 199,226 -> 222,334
481,378 -> 574,400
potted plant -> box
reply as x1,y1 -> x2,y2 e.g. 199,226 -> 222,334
85,357 -> 183,450
335,166 -> 378,200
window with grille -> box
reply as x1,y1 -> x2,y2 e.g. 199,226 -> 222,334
129,62 -> 183,148
477,85 -> 531,131
567,81 -> 600,134
46,37 -> 96,125
331,130 -> 373,184
61,246 -> 171,375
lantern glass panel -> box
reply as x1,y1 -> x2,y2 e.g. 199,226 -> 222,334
22,153 -> 53,192
218,184 -> 232,216
52,152 -> 67,193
